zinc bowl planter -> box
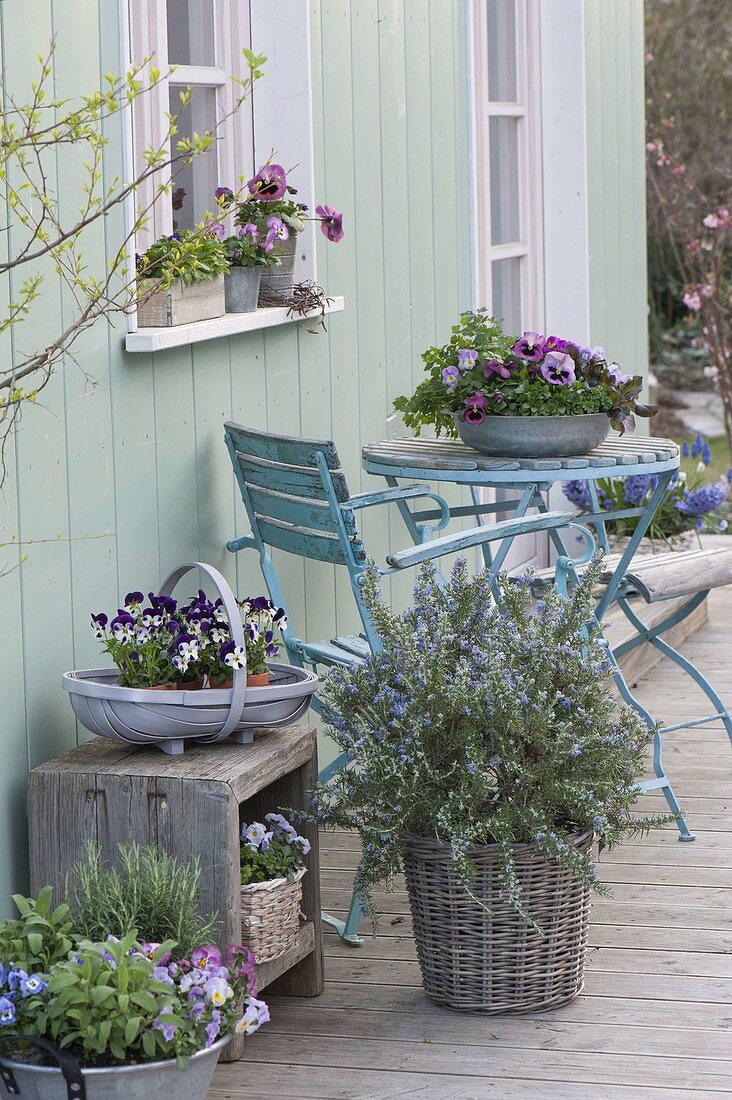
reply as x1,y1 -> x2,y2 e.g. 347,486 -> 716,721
403,831 -> 594,1013
0,1035 -> 229,1100
62,562 -> 318,755
240,867 -> 307,963
453,412 -> 610,458
136,275 -> 225,327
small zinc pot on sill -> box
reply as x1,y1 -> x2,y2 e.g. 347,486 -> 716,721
240,815 -> 310,962
224,266 -> 262,313
136,275 -> 225,328
259,234 -> 298,300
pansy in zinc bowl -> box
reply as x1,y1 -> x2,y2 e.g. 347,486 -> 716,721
393,309 -> 657,457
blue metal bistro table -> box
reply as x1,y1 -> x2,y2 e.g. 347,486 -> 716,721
362,433 -> 732,842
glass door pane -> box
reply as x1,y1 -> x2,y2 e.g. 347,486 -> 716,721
169,85 -> 218,231
491,256 -> 522,332
489,116 -> 520,245
167,0 -> 216,66
487,0 -> 518,102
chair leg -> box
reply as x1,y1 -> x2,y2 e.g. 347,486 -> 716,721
606,644 -> 695,841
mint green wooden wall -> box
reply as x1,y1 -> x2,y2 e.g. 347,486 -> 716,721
585,0 -> 650,384
0,0 -> 471,910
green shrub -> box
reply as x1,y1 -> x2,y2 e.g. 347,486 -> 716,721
0,888 -> 75,972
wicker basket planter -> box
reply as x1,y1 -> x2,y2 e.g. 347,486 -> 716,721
240,867 -> 306,962
403,830 -> 594,1013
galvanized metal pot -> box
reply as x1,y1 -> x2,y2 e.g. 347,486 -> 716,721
259,234 -> 298,298
224,266 -> 262,313
453,412 -> 611,458
0,1034 -> 229,1100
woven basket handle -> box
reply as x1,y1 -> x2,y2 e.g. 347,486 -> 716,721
0,1035 -> 86,1099
159,561 -> 247,738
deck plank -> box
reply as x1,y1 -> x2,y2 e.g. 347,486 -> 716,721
212,585 -> 732,1097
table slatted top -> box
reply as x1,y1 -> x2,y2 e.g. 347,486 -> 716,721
362,434 -> 679,480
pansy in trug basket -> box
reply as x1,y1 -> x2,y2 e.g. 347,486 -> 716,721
238,814 -> 310,963
563,432 -> 730,549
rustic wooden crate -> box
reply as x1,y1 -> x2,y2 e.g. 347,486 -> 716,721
136,275 -> 225,327
27,724 -> 324,1061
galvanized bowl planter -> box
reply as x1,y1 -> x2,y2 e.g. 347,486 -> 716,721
453,412 -> 610,458
0,1033 -> 229,1100
259,234 -> 298,299
240,866 -> 306,963
403,830 -> 594,1014
62,562 -> 318,755
224,266 -> 262,313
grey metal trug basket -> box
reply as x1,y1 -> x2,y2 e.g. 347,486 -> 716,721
62,562 -> 318,755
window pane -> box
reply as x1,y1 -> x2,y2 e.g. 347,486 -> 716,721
167,0 -> 215,66
489,116 -> 520,245
492,257 -> 522,332
169,85 -> 218,231
487,0 -> 518,102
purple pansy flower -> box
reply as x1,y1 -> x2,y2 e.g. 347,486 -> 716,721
215,186 -> 234,204
191,945 -> 223,970
171,187 -> 186,211
124,591 -> 144,610
315,204 -> 344,242
542,335 -> 569,354
110,613 -> 136,642
209,222 -> 226,240
463,392 -> 488,425
512,331 -> 545,362
247,163 -> 288,201
441,365 -> 461,390
540,351 -> 576,385
238,222 -> 259,240
457,349 -> 479,370
91,612 -> 108,638
0,997 -> 15,1025
483,357 -> 512,380
607,364 -> 632,385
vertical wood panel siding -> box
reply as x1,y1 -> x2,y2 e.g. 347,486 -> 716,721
0,0 -> 472,907
584,0 -> 649,389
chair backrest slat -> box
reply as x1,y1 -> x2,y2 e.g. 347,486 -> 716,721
247,484 -> 357,537
234,451 -> 350,504
225,421 -> 341,470
257,516 -> 366,566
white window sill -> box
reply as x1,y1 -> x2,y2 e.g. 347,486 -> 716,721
124,297 -> 345,353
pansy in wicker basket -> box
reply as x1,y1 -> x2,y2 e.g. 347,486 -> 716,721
308,556 -> 673,1014
239,814 -> 310,963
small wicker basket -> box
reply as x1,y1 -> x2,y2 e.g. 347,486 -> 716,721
240,867 -> 306,963
403,830 -> 593,1014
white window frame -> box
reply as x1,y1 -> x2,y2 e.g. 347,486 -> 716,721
470,0 -> 545,331
120,0 -> 342,348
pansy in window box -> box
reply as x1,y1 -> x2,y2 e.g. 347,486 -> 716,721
135,229 -> 229,327
238,814 -> 310,963
394,309 -> 658,458
217,161 -> 344,302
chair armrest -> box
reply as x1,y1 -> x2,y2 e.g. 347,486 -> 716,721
345,484 -> 450,529
385,511 -> 573,570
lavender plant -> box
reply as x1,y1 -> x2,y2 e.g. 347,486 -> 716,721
310,557 -> 670,929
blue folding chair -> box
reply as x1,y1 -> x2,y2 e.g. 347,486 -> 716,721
224,422 -> 589,944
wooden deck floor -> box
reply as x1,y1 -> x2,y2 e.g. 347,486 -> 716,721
211,586 -> 732,1100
